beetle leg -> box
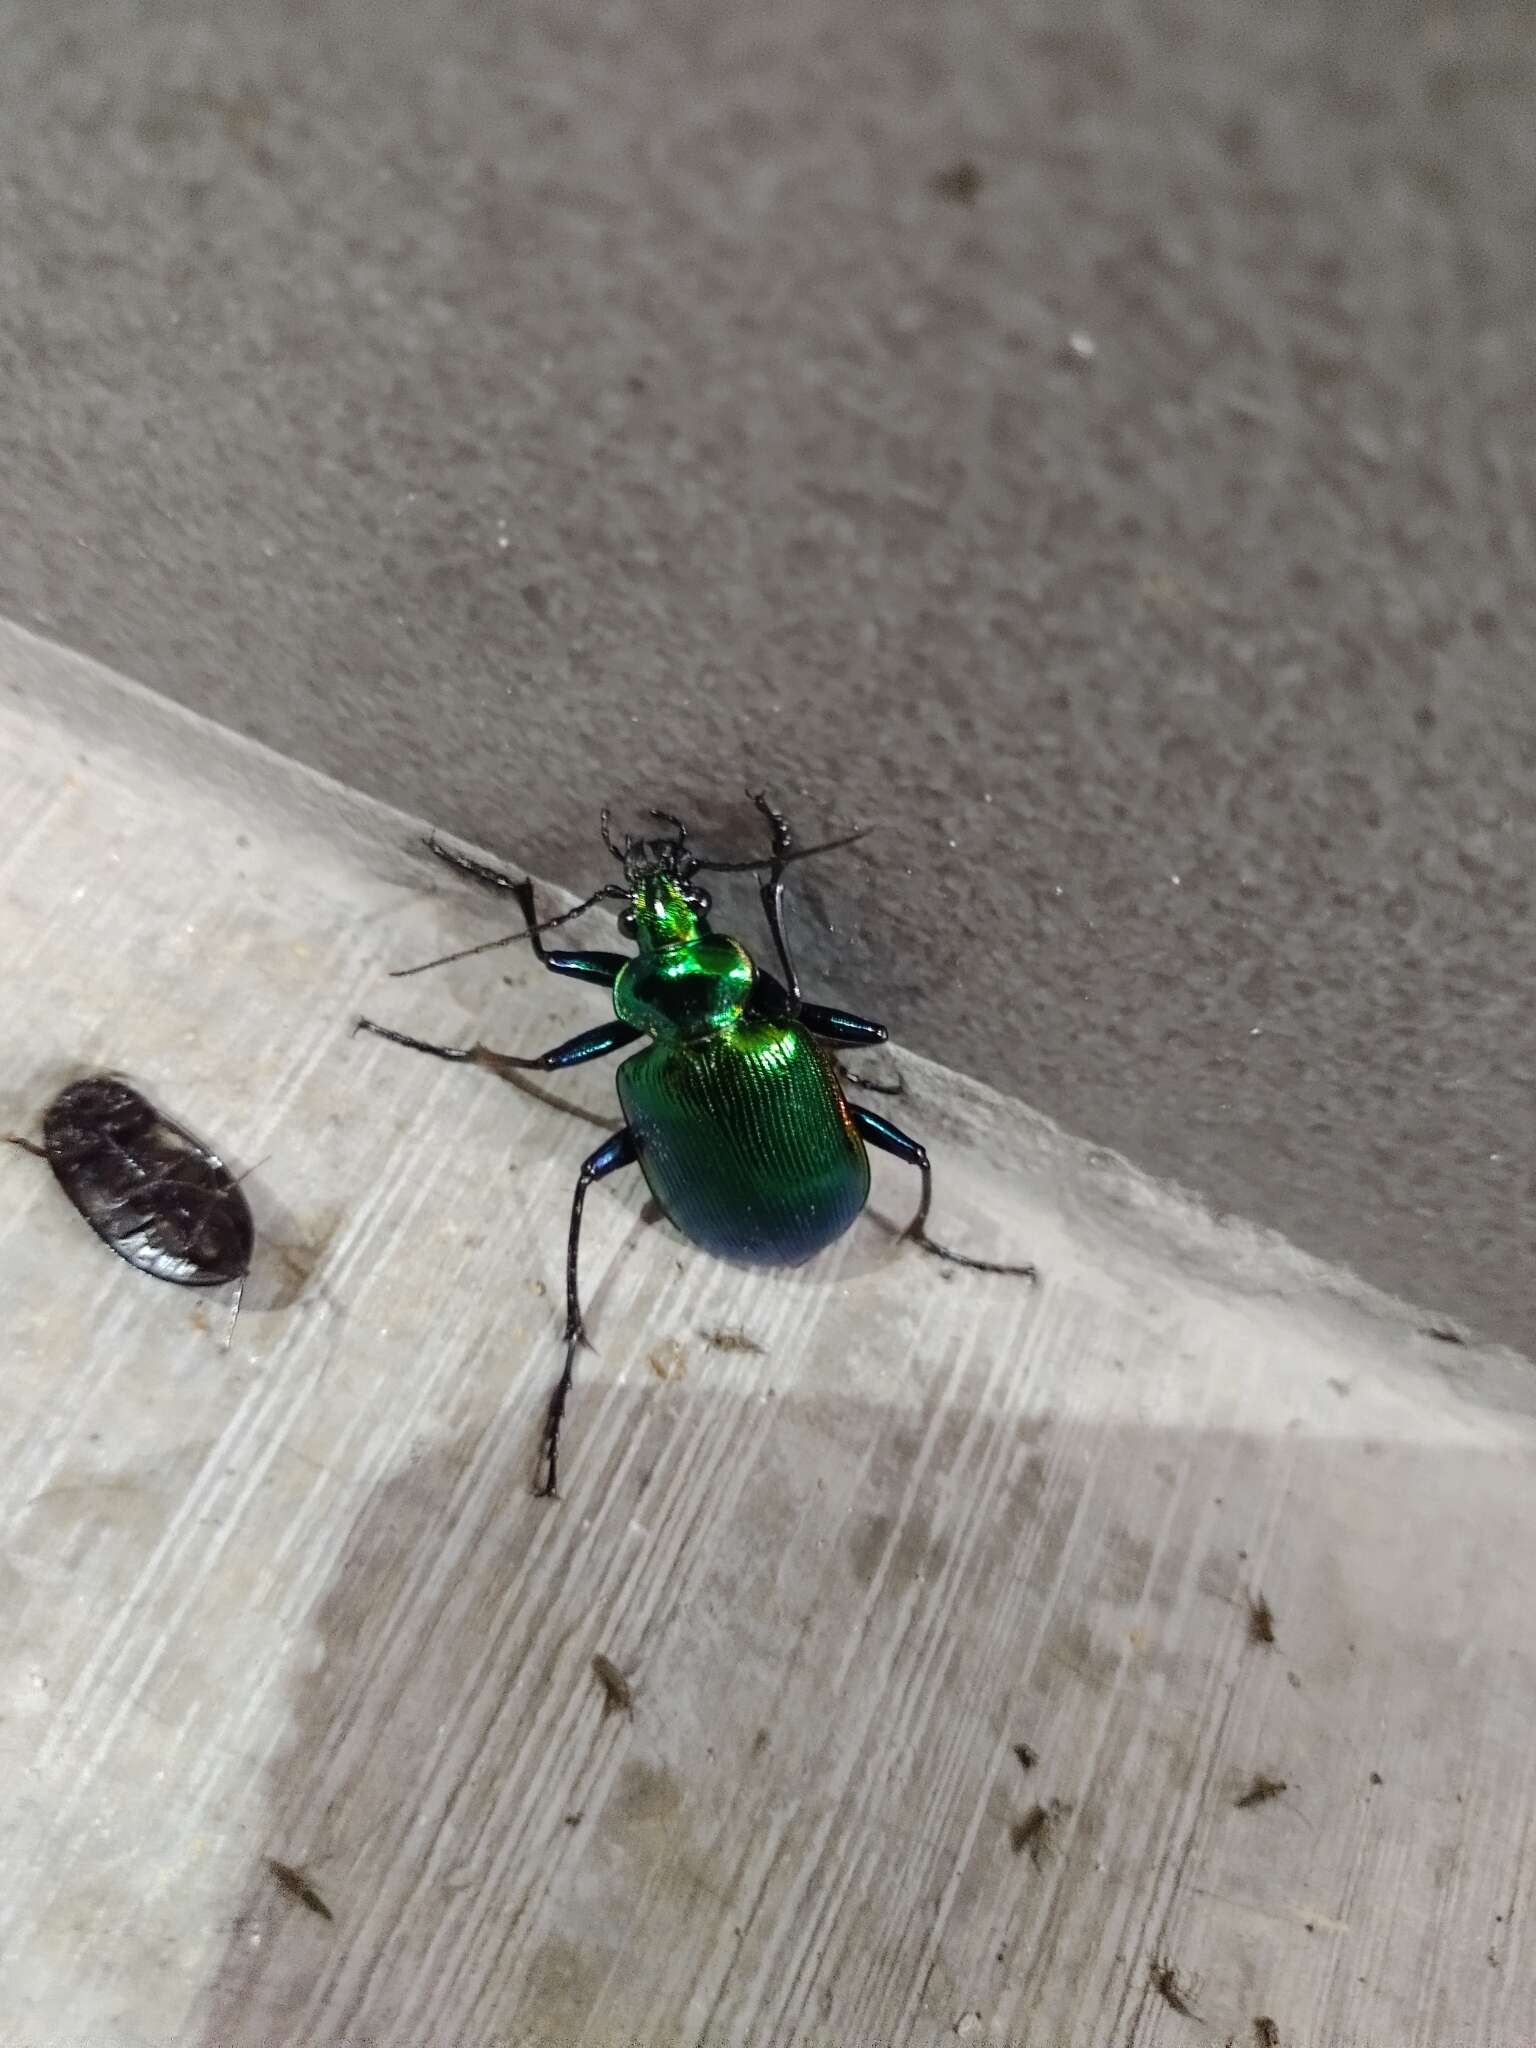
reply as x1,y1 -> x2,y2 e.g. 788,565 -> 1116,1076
391,857 -> 629,982
850,1106 -> 1038,1280
6,1135 -> 47,1159
507,878 -> 629,988
541,1127 -> 639,1498
354,1017 -> 641,1076
749,981 -> 898,1092
424,832 -> 523,895
747,790 -> 804,1011
798,999 -> 889,1047
749,973 -> 889,1047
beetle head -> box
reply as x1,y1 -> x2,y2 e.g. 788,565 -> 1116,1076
601,809 -> 713,949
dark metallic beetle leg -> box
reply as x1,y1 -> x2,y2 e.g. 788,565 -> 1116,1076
508,877 -> 628,988
748,790 -> 803,1011
392,855 -> 628,982
851,1106 -> 1038,1280
425,832 -> 523,895
354,1017 -> 641,1077
797,1000 -> 889,1048
542,1127 -> 639,1498
749,973 -> 890,1054
6,1135 -> 47,1158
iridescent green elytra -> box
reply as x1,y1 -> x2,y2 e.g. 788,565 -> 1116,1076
612,881 -> 869,1265
356,794 -> 1036,1496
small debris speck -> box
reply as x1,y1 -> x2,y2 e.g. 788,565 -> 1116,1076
1067,330 -> 1097,360
1010,1798 -> 1066,1864
953,2014 -> 984,2041
647,1340 -> 687,1381
1235,1774 -> 1288,1809
699,1327 -> 765,1355
1012,1742 -> 1038,1773
591,1653 -> 633,1715
931,160 -> 982,204
265,1859 -> 333,1922
1369,1770 -> 1383,1785
1255,2019 -> 1281,2047
563,1811 -> 583,1827
1150,1956 -> 1200,2018
1247,1592 -> 1276,1645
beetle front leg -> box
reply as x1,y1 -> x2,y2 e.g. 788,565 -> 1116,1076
747,791 -> 803,1010
751,973 -> 888,1047
850,1106 -> 1038,1280
393,847 -> 628,985
506,877 -> 630,989
541,1127 -> 639,1499
354,1017 -> 641,1078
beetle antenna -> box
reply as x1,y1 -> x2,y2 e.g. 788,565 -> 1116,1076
388,884 -> 629,978
692,825 -> 873,875
647,809 -> 690,849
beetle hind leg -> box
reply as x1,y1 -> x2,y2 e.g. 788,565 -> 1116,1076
354,1016 -> 640,1077
538,1127 -> 639,1498
850,1105 -> 1038,1281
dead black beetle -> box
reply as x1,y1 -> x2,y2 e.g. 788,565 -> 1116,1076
9,1075 -> 254,1338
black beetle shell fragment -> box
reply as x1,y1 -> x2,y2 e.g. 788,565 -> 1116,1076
31,1075 -> 254,1289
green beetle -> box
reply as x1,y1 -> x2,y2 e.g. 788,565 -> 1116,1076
357,794 -> 1035,1495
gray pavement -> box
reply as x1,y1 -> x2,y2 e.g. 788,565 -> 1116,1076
2,0 -> 1533,1345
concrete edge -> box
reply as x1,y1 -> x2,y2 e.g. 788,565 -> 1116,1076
5,612 -> 1529,1421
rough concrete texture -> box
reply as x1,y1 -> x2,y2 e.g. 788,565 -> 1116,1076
4,631 -> 1534,2047
0,0 -> 1532,1346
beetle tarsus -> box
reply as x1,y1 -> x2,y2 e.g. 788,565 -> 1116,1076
536,1332 -> 582,1498
851,1104 -> 1037,1282
423,833 -> 521,894
905,1222 -> 1038,1281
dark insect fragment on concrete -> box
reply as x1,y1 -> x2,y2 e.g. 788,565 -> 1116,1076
1247,1592 -> 1277,1645
699,1326 -> 765,1354
266,1858 -> 333,1922
592,1652 -> 634,1715
1235,1774 -> 1288,1809
1150,1955 -> 1201,2018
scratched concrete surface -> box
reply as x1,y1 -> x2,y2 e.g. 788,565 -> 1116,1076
2,626 -> 1534,2048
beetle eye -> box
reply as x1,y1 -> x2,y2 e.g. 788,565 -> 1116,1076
684,887 -> 711,916
617,907 -> 638,940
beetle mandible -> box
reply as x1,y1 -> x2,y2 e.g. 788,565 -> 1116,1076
356,792 -> 1036,1495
